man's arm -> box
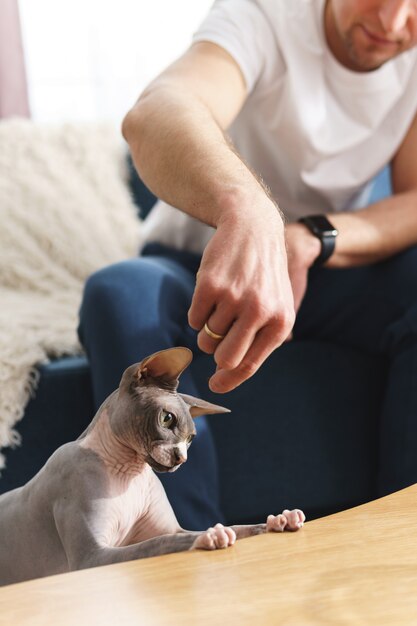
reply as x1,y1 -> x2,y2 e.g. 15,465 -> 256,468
286,111 -> 417,314
327,111 -> 417,267
122,42 -> 295,393
298,111 -> 417,269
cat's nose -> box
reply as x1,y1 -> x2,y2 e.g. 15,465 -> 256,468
174,444 -> 187,464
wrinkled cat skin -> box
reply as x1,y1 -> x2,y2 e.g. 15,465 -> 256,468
0,347 -> 305,586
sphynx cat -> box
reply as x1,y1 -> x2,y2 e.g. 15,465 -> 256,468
0,347 -> 305,585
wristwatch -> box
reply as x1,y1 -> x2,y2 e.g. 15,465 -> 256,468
298,214 -> 338,266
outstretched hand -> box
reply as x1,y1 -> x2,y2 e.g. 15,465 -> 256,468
188,201 -> 295,393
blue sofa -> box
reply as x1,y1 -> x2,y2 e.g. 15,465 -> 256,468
0,164 -> 392,525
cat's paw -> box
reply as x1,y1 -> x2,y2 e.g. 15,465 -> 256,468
266,509 -> 305,532
192,523 -> 236,550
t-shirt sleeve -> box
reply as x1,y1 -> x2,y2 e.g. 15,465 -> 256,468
192,0 -> 284,94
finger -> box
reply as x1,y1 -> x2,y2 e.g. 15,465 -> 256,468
209,323 -> 284,393
197,303 -> 236,355
187,270 -> 214,331
213,309 -> 262,371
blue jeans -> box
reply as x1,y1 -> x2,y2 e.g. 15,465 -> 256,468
78,242 -> 417,527
294,246 -> 417,498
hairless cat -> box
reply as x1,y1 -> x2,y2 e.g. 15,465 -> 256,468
0,347 -> 305,585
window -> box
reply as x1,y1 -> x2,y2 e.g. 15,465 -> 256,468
19,0 -> 212,122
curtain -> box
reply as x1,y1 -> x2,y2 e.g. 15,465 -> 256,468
0,0 -> 30,118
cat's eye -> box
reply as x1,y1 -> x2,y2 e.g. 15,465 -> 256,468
187,434 -> 195,444
160,410 -> 176,429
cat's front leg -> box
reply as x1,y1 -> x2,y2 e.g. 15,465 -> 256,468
230,508 -> 306,539
191,523 -> 236,550
266,508 -> 305,532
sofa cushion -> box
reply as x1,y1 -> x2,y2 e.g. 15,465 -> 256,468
0,357 -> 94,492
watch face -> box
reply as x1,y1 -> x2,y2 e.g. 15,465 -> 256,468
307,215 -> 338,237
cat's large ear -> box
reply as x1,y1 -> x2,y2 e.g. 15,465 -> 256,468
134,347 -> 192,388
179,393 -> 231,418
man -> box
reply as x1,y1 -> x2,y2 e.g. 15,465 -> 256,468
79,0 -> 417,528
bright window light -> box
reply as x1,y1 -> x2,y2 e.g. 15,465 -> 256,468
19,0 -> 213,123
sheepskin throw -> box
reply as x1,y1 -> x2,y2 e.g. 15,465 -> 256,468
0,118 -> 142,467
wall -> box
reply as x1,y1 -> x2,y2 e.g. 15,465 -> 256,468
19,0 -> 213,123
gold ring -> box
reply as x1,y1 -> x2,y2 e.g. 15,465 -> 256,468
204,322 -> 225,341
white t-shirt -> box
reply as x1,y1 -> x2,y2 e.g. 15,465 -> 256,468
140,0 -> 417,254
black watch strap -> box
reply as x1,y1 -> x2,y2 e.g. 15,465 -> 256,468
298,214 -> 338,266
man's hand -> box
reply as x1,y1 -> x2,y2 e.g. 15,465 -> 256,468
285,222 -> 321,315
188,200 -> 295,393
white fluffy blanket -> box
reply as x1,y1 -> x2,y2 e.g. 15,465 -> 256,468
0,119 -> 141,467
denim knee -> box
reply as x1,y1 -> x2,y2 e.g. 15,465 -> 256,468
78,260 -> 140,345
78,256 -> 196,352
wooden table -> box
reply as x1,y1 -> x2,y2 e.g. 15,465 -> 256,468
1,485 -> 417,625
